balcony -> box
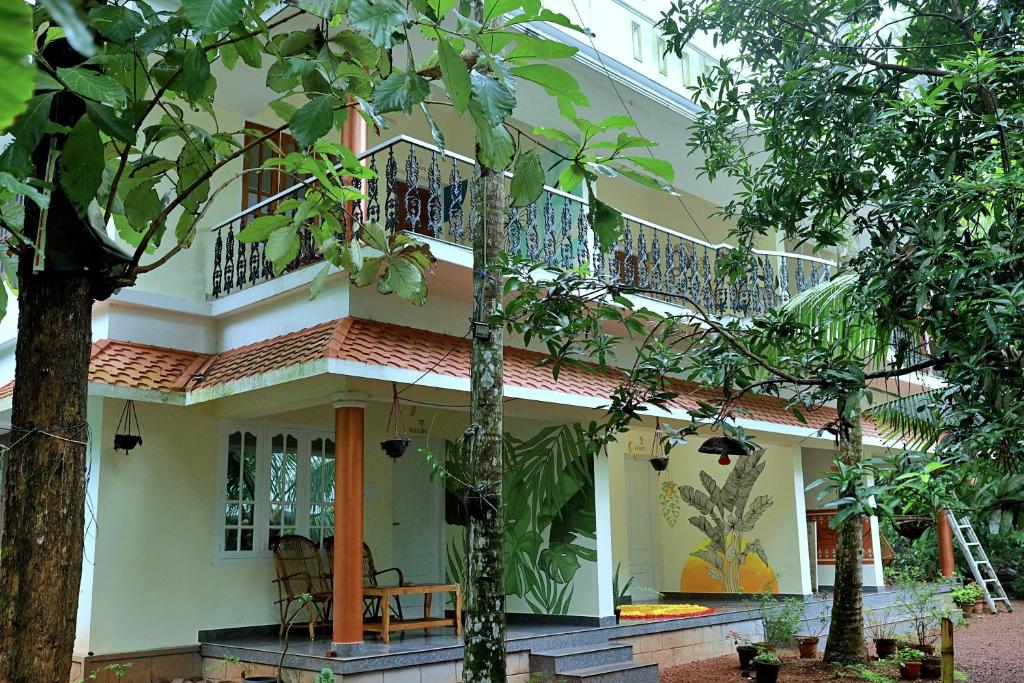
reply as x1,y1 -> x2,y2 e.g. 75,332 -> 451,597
208,135 -> 835,317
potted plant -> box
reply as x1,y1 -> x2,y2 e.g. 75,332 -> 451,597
612,563 -> 634,623
950,584 -> 983,619
796,606 -> 829,659
868,607 -> 900,658
895,576 -> 944,653
728,630 -> 759,674
752,650 -> 782,683
754,590 -> 803,650
897,647 -> 924,680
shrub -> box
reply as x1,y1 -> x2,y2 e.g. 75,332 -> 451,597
753,650 -> 781,665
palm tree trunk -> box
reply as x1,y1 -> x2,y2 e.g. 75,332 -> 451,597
823,402 -> 868,664
462,143 -> 507,680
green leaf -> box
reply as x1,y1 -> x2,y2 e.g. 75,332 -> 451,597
373,70 -> 429,114
85,101 -> 135,144
590,198 -> 624,252
298,0 -> 346,19
359,222 -> 388,251
329,31 -> 379,66
89,5 -> 144,44
289,95 -> 333,147
438,37 -> 471,113
236,214 -> 291,242
339,239 -> 364,272
41,0 -> 97,57
0,0 -> 34,132
510,64 -> 583,104
349,0 -> 410,49
386,257 -> 425,302
181,0 -> 244,34
557,163 -> 586,193
420,102 -> 445,150
309,263 -> 331,299
470,70 -> 515,126
177,141 -> 213,213
622,155 -> 675,183
470,105 -> 513,169
59,115 -> 104,215
58,67 -> 127,109
181,47 -> 212,101
0,172 -> 48,209
510,150 -> 544,207
125,182 -> 161,229
265,225 -> 298,263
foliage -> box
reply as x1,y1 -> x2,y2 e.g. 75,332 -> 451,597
756,590 -> 805,647
612,562 -> 634,606
71,662 -> 131,682
0,0 -> 34,131
728,629 -> 752,648
665,452 -> 773,592
896,647 -> 925,664
960,528 -> 1024,598
661,0 -> 1024,469
892,577 -> 949,646
950,584 -> 983,606
866,607 -> 899,642
315,669 -> 333,683
838,663 -> 896,683
752,650 -> 781,665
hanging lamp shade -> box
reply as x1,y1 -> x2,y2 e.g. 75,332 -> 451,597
698,435 -> 749,466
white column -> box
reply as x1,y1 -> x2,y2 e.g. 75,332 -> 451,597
74,395 -> 103,655
789,446 -> 813,596
593,453 -> 615,620
864,473 -> 885,587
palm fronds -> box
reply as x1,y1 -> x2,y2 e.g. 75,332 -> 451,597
866,390 -> 945,450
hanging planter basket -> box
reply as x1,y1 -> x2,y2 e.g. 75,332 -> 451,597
381,384 -> 411,459
894,515 -> 932,540
649,456 -> 670,472
647,418 -> 671,473
113,400 -> 143,454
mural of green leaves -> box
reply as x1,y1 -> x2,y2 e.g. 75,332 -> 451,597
661,451 -> 773,593
443,424 -> 596,615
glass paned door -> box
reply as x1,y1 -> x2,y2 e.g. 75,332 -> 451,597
309,437 -> 336,545
268,432 -> 299,550
224,430 -> 258,552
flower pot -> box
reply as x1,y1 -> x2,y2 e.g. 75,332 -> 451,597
113,433 -> 142,452
649,456 -> 669,471
920,655 -> 941,679
959,604 -> 973,619
614,607 -> 621,624
753,661 -> 781,683
381,438 -> 410,459
875,638 -> 899,658
899,661 -> 921,679
797,636 -> 819,659
973,600 -> 985,614
917,644 -> 935,655
736,645 -> 758,672
244,677 -> 278,683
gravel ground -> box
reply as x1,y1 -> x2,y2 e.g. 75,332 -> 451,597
660,601 -> 1023,682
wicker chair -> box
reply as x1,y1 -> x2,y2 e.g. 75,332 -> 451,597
323,537 -> 406,621
272,535 -> 333,640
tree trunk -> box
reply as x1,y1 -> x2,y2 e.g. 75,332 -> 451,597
823,405 -> 868,664
463,165 -> 507,681
0,268 -> 93,683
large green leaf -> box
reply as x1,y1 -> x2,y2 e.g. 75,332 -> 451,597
41,0 -> 97,57
289,96 -> 333,147
385,257 -> 425,303
181,0 -> 244,34
470,70 -> 515,126
0,0 -> 34,132
510,64 -> 584,105
437,37 -> 470,113
57,67 -> 127,109
509,150 -> 544,207
589,197 -> 624,252
373,70 -> 429,114
237,214 -> 291,242
85,102 -> 135,144
469,104 -> 513,169
89,5 -> 144,44
181,47 -> 212,101
349,0 -> 410,48
59,116 -> 104,215
0,94 -> 55,176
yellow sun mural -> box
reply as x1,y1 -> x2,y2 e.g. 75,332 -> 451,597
679,539 -> 779,593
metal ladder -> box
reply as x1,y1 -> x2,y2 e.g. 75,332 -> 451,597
946,509 -> 1013,614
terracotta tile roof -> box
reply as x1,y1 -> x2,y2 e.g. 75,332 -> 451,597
0,317 -> 878,437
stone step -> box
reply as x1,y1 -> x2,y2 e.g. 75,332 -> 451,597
554,661 -> 659,683
530,642 -> 633,674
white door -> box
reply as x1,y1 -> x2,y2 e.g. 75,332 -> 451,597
624,457 -> 659,599
391,438 -> 445,615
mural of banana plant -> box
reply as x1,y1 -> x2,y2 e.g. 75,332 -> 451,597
442,424 -> 596,615
661,451 -> 773,593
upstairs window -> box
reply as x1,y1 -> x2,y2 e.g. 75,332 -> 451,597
631,22 -> 643,62
656,38 -> 668,75
241,122 -> 302,217
216,425 -> 336,561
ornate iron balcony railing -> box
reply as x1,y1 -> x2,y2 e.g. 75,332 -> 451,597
208,135 -> 835,317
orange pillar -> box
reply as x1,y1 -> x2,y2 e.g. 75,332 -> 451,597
342,103 -> 368,238
937,509 -> 955,578
333,399 -> 365,644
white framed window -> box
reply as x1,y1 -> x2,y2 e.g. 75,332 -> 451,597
631,22 -> 643,62
680,50 -> 693,86
656,38 -> 668,76
215,424 -> 335,561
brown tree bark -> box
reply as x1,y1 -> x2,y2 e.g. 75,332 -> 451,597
823,403 -> 868,665
0,268 -> 92,683
463,165 -> 508,681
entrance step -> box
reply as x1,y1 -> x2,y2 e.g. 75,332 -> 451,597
554,661 -> 659,682
530,643 -> 633,674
